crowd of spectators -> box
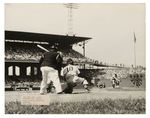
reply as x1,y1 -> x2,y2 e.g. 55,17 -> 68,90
100,68 -> 130,80
99,67 -> 145,80
5,43 -> 43,61
5,42 -> 107,66
5,76 -> 41,88
60,49 -> 87,63
5,43 -> 90,63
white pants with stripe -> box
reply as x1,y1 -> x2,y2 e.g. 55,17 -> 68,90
40,66 -> 62,94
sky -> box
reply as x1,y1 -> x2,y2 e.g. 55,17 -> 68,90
5,3 -> 145,67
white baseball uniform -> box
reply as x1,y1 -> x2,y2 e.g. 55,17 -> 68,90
40,67 -> 62,94
61,64 -> 88,85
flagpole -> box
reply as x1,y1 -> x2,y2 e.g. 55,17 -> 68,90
134,39 -> 136,67
133,33 -> 136,72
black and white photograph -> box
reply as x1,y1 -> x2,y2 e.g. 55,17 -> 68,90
3,1 -> 147,115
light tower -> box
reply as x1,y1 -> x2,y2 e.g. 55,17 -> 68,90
64,3 -> 79,36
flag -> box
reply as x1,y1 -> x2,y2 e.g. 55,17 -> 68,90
134,33 -> 136,43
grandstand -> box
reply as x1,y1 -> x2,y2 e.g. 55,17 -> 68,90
5,30 -> 145,90
5,30 -> 92,62
5,30 -> 93,85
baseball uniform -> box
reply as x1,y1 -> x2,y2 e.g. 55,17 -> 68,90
40,51 -> 62,94
61,64 -> 89,93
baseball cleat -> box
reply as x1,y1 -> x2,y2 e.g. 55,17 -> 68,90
85,88 -> 90,93
40,93 -> 46,95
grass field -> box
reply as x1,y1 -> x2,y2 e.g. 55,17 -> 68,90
5,98 -> 145,114
5,87 -> 146,114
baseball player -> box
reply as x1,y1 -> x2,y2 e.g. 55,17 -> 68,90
39,47 -> 63,95
97,79 -> 106,88
61,58 -> 90,93
111,74 -> 120,88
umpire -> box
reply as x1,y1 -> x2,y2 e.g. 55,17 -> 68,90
39,46 -> 63,94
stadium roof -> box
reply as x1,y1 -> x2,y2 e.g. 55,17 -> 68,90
5,30 -> 91,45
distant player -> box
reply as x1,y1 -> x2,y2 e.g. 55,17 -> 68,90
111,74 -> 120,88
97,79 -> 106,88
61,58 -> 90,93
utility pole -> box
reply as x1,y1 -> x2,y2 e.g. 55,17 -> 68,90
83,41 -> 85,56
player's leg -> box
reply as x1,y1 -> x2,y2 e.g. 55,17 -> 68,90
50,69 -> 62,94
115,80 -> 120,88
112,84 -> 115,88
62,83 -> 74,93
112,79 -> 116,88
62,75 -> 75,94
40,67 -> 48,94
47,81 -> 53,93
74,76 -> 90,92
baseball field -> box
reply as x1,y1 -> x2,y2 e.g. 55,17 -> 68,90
5,86 -> 145,114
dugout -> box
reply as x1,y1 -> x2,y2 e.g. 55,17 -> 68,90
5,60 -> 41,83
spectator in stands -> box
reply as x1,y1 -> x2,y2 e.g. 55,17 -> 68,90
39,47 -> 63,95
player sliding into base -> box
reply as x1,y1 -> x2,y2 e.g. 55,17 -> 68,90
61,58 -> 90,93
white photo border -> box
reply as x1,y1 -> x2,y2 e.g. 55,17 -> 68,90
0,0 -> 149,118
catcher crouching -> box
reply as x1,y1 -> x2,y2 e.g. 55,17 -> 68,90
61,58 -> 90,93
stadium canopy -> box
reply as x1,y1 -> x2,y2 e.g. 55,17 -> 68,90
5,30 -> 91,45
